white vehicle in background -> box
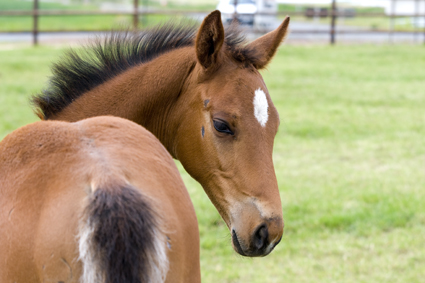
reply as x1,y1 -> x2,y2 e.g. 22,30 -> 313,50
216,0 -> 277,29
217,0 -> 257,26
255,0 -> 278,30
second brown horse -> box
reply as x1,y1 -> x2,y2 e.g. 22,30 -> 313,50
0,116 -> 200,282
32,11 -> 290,257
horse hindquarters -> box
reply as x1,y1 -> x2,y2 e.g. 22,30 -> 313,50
78,184 -> 169,283
1,117 -> 200,283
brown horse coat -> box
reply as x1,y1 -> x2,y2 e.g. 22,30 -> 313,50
0,116 -> 200,283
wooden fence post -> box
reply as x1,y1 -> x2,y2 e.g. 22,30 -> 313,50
330,0 -> 336,45
133,0 -> 138,29
233,0 -> 238,22
33,0 -> 38,46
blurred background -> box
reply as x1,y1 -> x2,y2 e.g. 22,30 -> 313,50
0,1 -> 424,283
1,0 -> 425,44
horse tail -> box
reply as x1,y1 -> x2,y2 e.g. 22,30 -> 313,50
78,184 -> 169,283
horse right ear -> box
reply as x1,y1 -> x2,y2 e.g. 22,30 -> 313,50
245,16 -> 290,69
195,10 -> 225,69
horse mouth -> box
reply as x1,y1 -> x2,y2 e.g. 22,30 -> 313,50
232,227 -> 280,257
232,229 -> 246,256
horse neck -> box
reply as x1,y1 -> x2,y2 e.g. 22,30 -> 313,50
51,47 -> 196,158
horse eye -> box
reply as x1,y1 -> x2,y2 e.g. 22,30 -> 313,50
213,120 -> 234,135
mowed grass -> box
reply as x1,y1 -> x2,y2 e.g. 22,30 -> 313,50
0,43 -> 424,282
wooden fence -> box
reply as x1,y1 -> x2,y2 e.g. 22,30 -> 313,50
0,0 -> 424,45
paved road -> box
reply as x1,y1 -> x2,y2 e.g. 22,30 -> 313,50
0,32 -> 96,44
287,21 -> 424,44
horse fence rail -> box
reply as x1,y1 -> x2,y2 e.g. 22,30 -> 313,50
1,0 -> 425,45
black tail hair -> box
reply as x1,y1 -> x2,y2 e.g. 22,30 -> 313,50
79,184 -> 168,283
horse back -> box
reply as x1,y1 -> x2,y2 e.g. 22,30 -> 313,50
0,116 -> 200,283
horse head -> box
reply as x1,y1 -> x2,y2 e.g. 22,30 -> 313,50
175,11 -> 290,257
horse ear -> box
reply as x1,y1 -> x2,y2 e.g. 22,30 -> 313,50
246,17 -> 290,69
195,10 -> 225,69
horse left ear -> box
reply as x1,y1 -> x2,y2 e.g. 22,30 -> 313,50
196,10 -> 225,69
246,16 -> 290,69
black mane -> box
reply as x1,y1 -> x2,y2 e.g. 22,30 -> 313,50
31,20 -> 254,119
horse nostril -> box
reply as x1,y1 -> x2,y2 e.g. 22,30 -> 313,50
253,224 -> 269,250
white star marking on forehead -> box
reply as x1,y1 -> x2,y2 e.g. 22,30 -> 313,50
253,88 -> 269,127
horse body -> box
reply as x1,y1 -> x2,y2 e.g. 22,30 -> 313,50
0,116 -> 200,283
32,11 -> 290,257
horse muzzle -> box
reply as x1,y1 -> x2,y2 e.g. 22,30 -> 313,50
231,216 -> 283,257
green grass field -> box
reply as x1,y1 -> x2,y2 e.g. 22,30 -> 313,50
0,43 -> 424,282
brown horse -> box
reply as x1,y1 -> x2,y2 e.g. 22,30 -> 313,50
0,116 -> 200,283
32,11 -> 290,257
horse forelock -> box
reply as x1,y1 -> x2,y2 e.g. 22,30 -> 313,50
30,20 -> 260,120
